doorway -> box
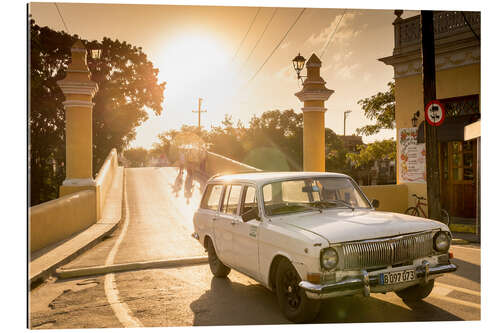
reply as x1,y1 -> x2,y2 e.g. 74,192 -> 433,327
439,140 -> 477,218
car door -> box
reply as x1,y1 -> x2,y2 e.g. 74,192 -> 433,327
196,183 -> 224,242
230,184 -> 261,278
215,184 -> 242,267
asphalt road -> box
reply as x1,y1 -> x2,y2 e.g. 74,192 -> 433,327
29,167 -> 481,329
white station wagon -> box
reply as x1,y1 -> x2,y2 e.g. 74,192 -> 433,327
192,172 -> 457,323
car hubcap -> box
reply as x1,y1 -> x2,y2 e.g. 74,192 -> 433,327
282,269 -> 301,309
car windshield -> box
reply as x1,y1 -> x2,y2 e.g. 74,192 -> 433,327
262,177 -> 371,216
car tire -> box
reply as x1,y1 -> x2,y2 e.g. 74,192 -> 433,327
206,239 -> 231,278
275,259 -> 321,323
395,279 -> 435,301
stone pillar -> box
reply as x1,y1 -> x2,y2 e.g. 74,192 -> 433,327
295,54 -> 334,171
57,40 -> 98,197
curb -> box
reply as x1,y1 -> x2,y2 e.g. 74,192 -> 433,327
29,168 -> 124,288
450,223 -> 476,233
56,256 -> 208,279
452,238 -> 471,245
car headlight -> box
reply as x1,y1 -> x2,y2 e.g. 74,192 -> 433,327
434,231 -> 451,252
321,248 -> 339,270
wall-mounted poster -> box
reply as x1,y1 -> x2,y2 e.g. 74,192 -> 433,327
398,128 -> 426,183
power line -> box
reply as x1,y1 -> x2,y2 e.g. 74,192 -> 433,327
247,8 -> 306,84
232,7 -> 261,61
54,3 -> 70,33
320,9 -> 347,59
241,8 -> 278,68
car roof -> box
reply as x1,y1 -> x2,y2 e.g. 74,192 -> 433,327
210,171 -> 349,185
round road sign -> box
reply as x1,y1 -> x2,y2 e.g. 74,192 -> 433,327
424,100 -> 445,126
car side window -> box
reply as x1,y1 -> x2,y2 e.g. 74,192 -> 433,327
240,186 -> 257,216
200,184 -> 224,211
221,184 -> 242,215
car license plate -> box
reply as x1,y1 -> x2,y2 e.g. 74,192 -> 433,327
380,269 -> 416,285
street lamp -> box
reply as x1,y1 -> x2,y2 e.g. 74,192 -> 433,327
411,110 -> 420,127
292,53 -> 306,83
344,110 -> 352,136
91,48 -> 102,59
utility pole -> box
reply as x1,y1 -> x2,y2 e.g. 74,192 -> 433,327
421,10 -> 441,221
344,110 -> 351,136
192,98 -> 206,129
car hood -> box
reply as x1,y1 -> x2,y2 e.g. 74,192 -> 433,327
273,209 -> 447,244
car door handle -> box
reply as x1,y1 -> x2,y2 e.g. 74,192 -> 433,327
230,220 -> 237,225
212,217 -> 217,222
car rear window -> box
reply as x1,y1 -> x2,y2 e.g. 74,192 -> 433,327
221,185 -> 242,215
200,184 -> 224,211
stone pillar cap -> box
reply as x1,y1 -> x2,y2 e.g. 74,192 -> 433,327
306,53 -> 321,67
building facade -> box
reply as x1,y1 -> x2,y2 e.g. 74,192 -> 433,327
380,11 -> 480,219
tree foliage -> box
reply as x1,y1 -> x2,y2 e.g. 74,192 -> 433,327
155,109 -> 350,173
29,20 -> 165,205
346,139 -> 396,168
123,147 -> 149,167
355,81 -> 395,136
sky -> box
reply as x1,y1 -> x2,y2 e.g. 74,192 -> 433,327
30,1 -> 420,149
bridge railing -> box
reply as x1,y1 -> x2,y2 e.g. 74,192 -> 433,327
95,148 -> 119,220
29,148 -> 120,253
203,151 -> 261,176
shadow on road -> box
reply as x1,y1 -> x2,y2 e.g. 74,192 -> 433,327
190,276 -> 462,325
184,171 -> 194,204
450,257 -> 481,283
190,277 -> 287,326
171,169 -> 184,197
318,294 -> 462,323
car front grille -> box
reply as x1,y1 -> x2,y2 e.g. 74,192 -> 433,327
340,231 -> 434,270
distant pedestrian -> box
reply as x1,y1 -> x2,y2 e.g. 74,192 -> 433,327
179,151 -> 185,174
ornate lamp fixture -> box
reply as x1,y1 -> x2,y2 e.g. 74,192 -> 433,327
412,110 -> 420,127
292,53 -> 306,82
91,48 -> 102,59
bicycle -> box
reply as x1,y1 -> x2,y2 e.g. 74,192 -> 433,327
405,194 -> 450,226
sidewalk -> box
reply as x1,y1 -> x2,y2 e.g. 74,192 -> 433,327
29,167 -> 124,287
452,231 -> 480,245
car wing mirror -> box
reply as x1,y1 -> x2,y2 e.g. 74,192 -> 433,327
371,199 -> 380,209
242,207 -> 260,222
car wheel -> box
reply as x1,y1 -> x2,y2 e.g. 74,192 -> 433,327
206,239 -> 230,278
395,279 -> 435,301
275,259 -> 320,323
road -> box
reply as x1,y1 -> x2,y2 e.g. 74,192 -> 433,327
29,167 -> 481,328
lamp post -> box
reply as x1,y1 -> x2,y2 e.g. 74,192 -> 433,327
344,110 -> 351,136
293,53 -> 334,171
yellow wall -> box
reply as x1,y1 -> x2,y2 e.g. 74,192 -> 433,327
361,184 -> 409,214
30,190 -> 96,253
95,149 -> 119,220
30,148 -> 120,253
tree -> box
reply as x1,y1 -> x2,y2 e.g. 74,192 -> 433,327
325,128 -> 350,173
346,139 -> 396,169
150,109 -> 352,174
29,19 -> 165,205
123,148 -> 149,167
356,81 -> 395,136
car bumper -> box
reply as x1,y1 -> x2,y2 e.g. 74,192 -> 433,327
299,262 -> 457,300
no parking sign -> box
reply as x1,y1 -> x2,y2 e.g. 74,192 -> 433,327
424,100 -> 445,126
